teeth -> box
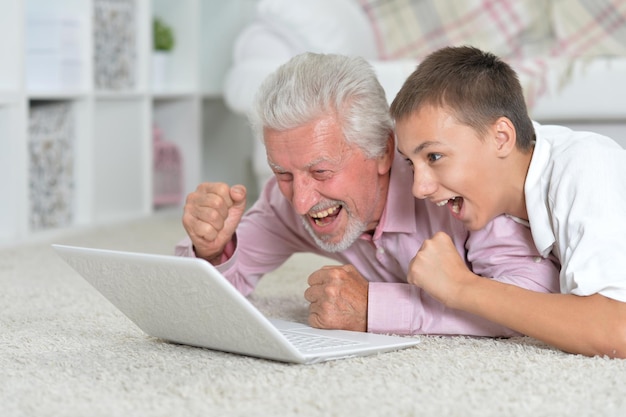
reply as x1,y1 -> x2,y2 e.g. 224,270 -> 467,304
310,206 -> 339,219
435,197 -> 461,214
452,198 -> 460,214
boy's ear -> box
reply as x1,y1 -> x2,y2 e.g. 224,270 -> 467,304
493,117 -> 517,157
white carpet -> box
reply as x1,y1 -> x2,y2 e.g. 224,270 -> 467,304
2,209 -> 626,417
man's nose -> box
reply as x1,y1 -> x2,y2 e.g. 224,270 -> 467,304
291,175 -> 318,215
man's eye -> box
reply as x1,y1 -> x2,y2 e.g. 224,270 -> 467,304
274,172 -> 292,181
404,158 -> 414,169
427,153 -> 442,163
313,170 -> 332,180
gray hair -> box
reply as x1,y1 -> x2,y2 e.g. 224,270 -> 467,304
250,53 -> 393,158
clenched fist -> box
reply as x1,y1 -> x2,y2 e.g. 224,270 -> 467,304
304,264 -> 369,332
408,231 -> 474,309
182,182 -> 247,263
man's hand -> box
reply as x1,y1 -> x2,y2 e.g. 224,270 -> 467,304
181,182 -> 247,263
304,264 -> 369,332
408,231 -> 476,309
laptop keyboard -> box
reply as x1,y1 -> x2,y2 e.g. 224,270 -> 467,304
281,330 -> 365,352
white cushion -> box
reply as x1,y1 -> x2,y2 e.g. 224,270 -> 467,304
223,59 -> 282,114
256,0 -> 378,59
232,23 -> 295,62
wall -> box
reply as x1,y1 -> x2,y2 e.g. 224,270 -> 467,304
200,0 -> 260,199
202,99 -> 259,196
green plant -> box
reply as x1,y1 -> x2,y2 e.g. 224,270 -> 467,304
153,17 -> 175,51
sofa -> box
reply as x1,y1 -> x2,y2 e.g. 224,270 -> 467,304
223,0 -> 626,191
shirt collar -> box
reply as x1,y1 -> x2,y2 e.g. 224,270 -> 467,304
525,122 -> 556,257
371,151 -> 419,240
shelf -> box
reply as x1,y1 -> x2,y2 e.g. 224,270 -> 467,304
27,91 -> 90,100
0,0 -> 257,246
152,0 -> 199,92
94,91 -> 149,100
152,90 -> 199,100
25,0 -> 91,93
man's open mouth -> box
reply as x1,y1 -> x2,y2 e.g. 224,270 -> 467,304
436,197 -> 463,215
310,205 -> 341,226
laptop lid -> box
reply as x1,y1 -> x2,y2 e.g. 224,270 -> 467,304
52,244 -> 419,364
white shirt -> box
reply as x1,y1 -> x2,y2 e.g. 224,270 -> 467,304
525,122 -> 626,301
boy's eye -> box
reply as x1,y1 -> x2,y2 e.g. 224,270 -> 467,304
427,153 -> 442,163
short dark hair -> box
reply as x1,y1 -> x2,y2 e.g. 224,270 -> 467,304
390,46 -> 535,150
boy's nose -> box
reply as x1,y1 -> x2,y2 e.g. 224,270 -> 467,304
412,169 -> 437,199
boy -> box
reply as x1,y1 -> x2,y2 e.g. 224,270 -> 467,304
391,45 -> 626,358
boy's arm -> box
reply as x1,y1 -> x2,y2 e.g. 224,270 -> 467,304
409,232 -> 626,358
457,276 -> 626,358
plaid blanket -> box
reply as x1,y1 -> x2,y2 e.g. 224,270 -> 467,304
550,0 -> 626,56
359,0 -> 626,60
358,0 -> 626,106
358,0 -> 553,60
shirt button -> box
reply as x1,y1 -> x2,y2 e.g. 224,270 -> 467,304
377,247 -> 385,255
534,257 -> 542,263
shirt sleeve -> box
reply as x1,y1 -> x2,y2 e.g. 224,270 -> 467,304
174,236 -> 196,257
367,282 -> 522,336
367,214 -> 560,336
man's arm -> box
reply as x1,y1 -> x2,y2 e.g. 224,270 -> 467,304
366,281 -> 522,336
177,178 -> 332,296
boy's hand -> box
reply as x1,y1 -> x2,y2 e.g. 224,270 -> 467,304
408,232 -> 476,309
182,182 -> 247,263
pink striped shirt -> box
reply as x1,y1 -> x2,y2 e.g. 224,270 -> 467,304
176,154 -> 559,336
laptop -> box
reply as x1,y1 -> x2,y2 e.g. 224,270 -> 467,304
52,244 -> 419,364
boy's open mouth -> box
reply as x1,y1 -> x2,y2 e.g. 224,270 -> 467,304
436,197 -> 463,215
310,205 -> 341,226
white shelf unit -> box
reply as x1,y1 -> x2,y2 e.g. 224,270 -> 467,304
1,0 -> 256,247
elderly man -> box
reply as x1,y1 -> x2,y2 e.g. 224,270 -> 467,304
176,52 -> 559,336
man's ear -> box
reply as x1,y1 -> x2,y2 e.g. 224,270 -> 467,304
377,131 -> 395,174
493,117 -> 517,157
